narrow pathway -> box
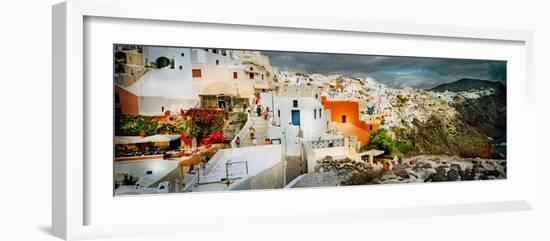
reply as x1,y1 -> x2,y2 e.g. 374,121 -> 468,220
285,156 -> 303,184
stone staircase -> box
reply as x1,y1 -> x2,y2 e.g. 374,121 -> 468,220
241,115 -> 269,146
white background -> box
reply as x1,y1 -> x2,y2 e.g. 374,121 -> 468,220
1,0 -> 548,240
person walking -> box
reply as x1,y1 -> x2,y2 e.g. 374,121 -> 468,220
249,126 -> 255,140
235,136 -> 241,148
256,105 -> 262,117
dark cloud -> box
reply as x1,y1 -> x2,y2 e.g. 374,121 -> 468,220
262,51 -> 506,89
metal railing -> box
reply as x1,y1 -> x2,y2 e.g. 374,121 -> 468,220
194,159 -> 249,187
223,161 -> 249,186
305,137 -> 345,149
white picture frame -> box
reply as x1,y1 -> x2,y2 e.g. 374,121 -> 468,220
52,0 -> 535,240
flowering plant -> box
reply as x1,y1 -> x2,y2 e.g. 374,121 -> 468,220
180,108 -> 228,144
180,134 -> 193,146
201,131 -> 225,145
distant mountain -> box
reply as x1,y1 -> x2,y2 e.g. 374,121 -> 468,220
429,78 -> 505,92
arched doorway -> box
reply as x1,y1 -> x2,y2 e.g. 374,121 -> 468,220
155,56 -> 171,69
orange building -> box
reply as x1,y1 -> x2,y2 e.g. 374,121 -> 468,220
321,96 -> 380,146
115,85 -> 139,115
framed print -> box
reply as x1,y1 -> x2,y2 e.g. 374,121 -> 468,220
52,0 -> 535,240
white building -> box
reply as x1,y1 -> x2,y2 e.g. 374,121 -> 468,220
118,47 -> 259,115
121,47 -> 196,115
190,49 -> 255,109
232,50 -> 280,92
143,46 -> 193,70
268,86 -> 327,156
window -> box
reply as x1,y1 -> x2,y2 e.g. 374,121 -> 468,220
192,69 -> 202,77
250,67 -> 253,71
181,53 -> 185,57
233,72 -> 238,79
216,59 -> 219,65
179,65 -> 182,70
314,109 -> 317,119
213,49 -> 218,54
342,115 -> 347,123
277,109 -> 280,117
161,106 -> 164,112
261,74 -> 264,80
293,100 -> 298,108
319,108 -> 322,118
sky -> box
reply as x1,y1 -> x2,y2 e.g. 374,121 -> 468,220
262,51 -> 506,89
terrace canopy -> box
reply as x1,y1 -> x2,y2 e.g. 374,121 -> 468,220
201,81 -> 255,98
202,82 -> 235,96
131,134 -> 181,144
114,136 -> 131,144
114,136 -> 145,145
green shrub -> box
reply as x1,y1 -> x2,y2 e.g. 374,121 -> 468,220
116,115 -> 158,136
365,128 -> 394,153
156,123 -> 178,134
363,128 -> 414,156
396,141 -> 414,154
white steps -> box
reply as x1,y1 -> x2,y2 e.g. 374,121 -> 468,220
241,116 -> 269,146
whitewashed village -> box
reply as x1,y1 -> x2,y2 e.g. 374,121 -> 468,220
113,45 -> 507,195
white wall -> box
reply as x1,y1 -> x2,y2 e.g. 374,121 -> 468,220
143,47 -> 192,72
191,48 -> 240,66
269,96 -> 325,156
259,92 -> 273,110
138,96 -> 198,115
127,47 -> 196,115
274,96 -> 325,141
2,0 -> 549,241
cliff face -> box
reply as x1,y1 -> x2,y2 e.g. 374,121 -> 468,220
410,112 -> 499,159
386,78 -> 505,159
450,90 -> 506,140
430,78 -> 506,140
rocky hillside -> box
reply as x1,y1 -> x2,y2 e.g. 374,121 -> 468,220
429,78 -> 506,139
394,91 -> 501,159
410,112 -> 499,159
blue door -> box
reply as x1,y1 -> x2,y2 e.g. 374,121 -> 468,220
291,110 -> 300,126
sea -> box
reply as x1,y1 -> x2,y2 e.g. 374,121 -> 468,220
491,136 -> 507,158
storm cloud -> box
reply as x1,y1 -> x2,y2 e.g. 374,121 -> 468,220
262,51 -> 506,89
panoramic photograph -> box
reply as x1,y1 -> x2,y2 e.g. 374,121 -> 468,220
113,44 -> 507,196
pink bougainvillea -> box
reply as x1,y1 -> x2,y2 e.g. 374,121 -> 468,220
179,108 -> 228,145
201,131 -> 224,145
